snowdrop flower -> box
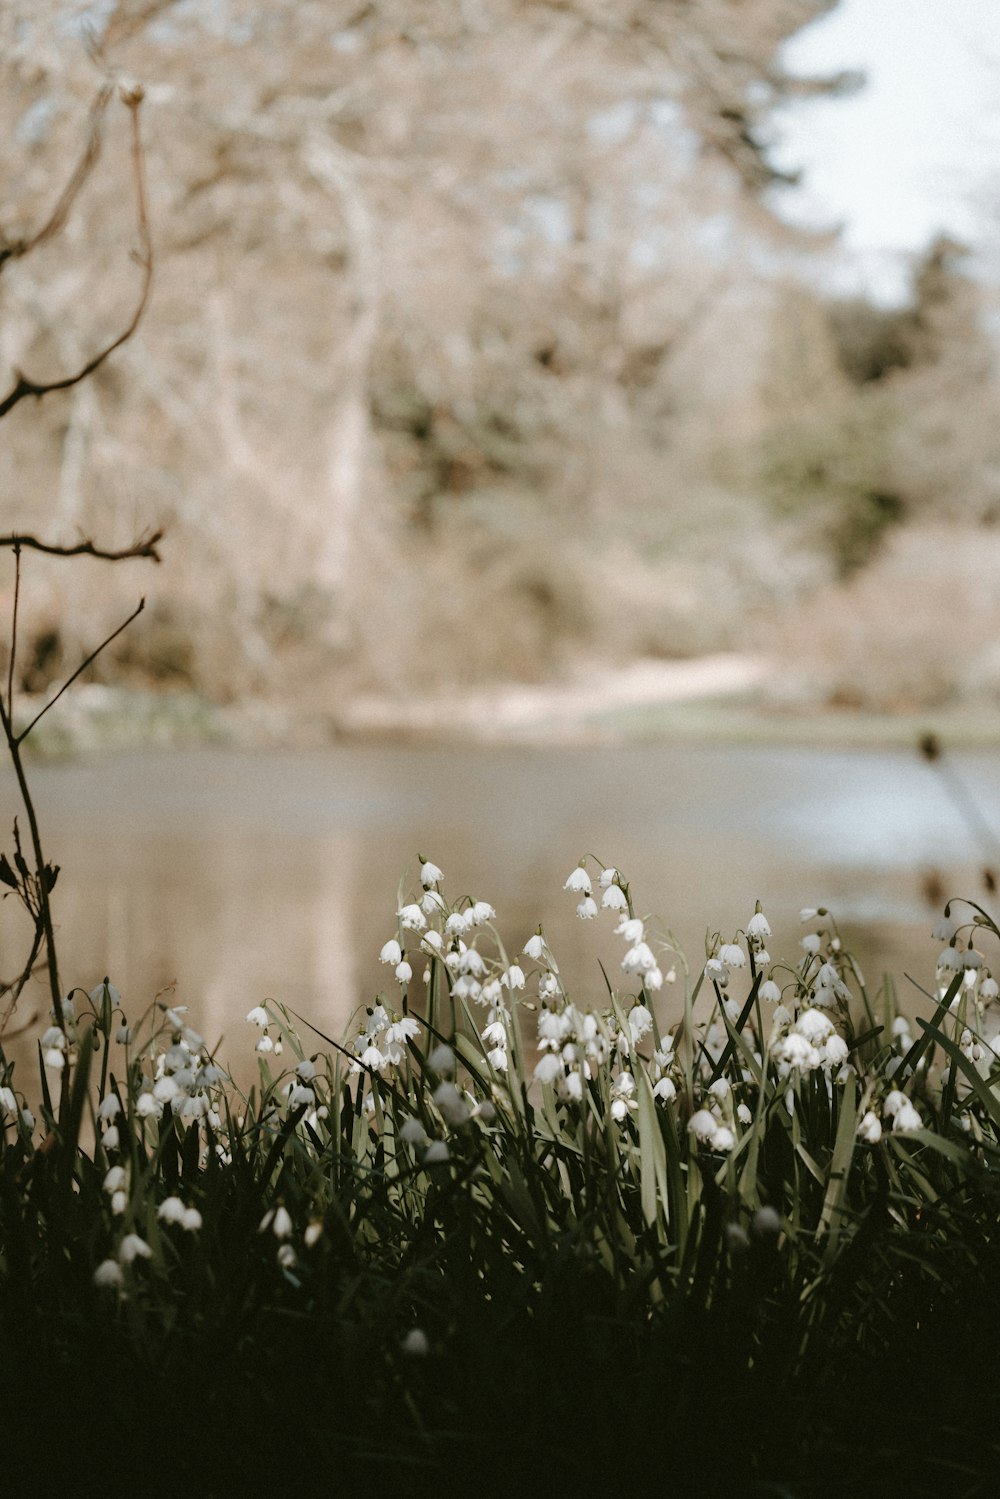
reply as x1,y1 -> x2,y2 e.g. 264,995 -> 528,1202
523,933 -> 545,961
577,896 -> 598,920
535,1053 -> 564,1085
395,960 -> 413,985
704,958 -> 728,987
653,1076 -> 677,1102
470,900 -> 496,925
501,964 -> 525,990
737,1102 -> 753,1126
858,1111 -> 882,1144
937,946 -> 961,973
111,1191 -> 126,1216
759,979 -> 781,1003
599,867 -> 619,888
796,1008 -> 834,1045
883,1089 -> 907,1118
103,1166 -> 126,1195
97,1094 -> 122,1122
304,1221 -> 323,1248
182,1208 -> 202,1232
246,1006 -> 268,1027
93,1259 -> 124,1289
260,1205 -> 293,1239
616,916 -> 644,944
119,1234 -> 152,1265
421,889 -> 445,915
414,1043 -> 450,1080
713,1126 -> 736,1153
747,911 -> 771,945
601,884 -> 629,912
892,1100 -> 922,1133
752,1206 -> 781,1239
379,939 -> 402,966
402,1327 -> 429,1356
424,1140 -> 450,1164
256,1034 -> 274,1055
708,1078 -> 730,1102
644,966 -> 664,991
445,911 -> 469,938
135,1092 -> 161,1119
102,1125 -> 120,1150
688,1110 -> 719,1144
823,1035 -> 849,1069
400,1117 -> 429,1145
931,914 -> 958,942
622,942 -> 656,975
980,976 -> 999,1002
157,1196 -> 187,1225
0,1086 -> 17,1117
421,929 -> 444,956
420,860 -> 443,887
628,1004 -> 653,1045
277,1244 -> 297,1270
718,943 -> 746,969
433,1081 -> 470,1126
800,933 -> 822,955
564,865 -> 592,896
397,904 -> 426,932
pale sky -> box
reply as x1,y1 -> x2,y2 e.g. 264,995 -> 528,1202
771,0 -> 1000,301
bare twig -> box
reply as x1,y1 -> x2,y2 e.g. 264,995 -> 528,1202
0,696 -> 62,1014
7,544 -> 20,717
16,598 -> 146,745
0,86 -> 113,276
0,86 -> 152,422
0,529 -> 163,564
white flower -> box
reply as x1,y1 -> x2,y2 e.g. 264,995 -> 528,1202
502,964 -> 525,990
622,941 -> 656,975
758,979 -> 781,1003
181,1208 -> 202,1232
858,1110 -> 882,1144
892,1100 -> 922,1133
752,1206 -> 781,1238
564,866 -> 592,896
486,1046 -> 508,1071
157,1196 -> 187,1225
379,939 -> 402,966
599,867 -> 619,889
470,900 -> 496,925
980,977 -> 999,1002
397,904 -> 427,932
601,885 -> 628,912
420,861 -> 444,887
445,912 -> 469,937
931,914 -> 958,942
0,1086 -> 17,1117
268,1206 -> 293,1239
277,1244 -> 297,1270
800,933 -> 822,955
628,1004 -> 653,1045
402,1327 -> 429,1356
400,1117 -> 429,1144
688,1109 -> 719,1143
119,1234 -> 152,1265
737,1102 -> 753,1125
428,1043 -> 456,1075
296,1059 -> 317,1081
304,1221 -> 323,1248
747,912 -> 771,944
135,1092 -> 161,1119
421,889 -> 446,915
433,1081 -> 470,1126
576,897 -> 598,920
102,1125 -> 120,1150
523,934 -> 545,961
823,1035 -> 849,1068
653,1076 -> 677,1102
246,1006 -> 268,1027
534,1053 -> 564,1085
644,966 -> 664,992
43,1048 -> 65,1072
936,946 -> 961,972
708,1078 -> 730,1101
103,1166 -> 126,1195
616,916 -> 644,944
93,1259 -> 124,1289
713,1126 -> 736,1153
395,960 -> 413,985
795,1008 -> 834,1045
718,943 -> 746,969
97,1094 -> 121,1122
883,1089 -> 907,1117
111,1191 -> 126,1216
424,1140 -> 450,1164
421,930 -> 444,955
704,958 -> 728,987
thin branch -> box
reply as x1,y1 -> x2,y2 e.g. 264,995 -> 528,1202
0,87 -> 153,422
16,598 -> 146,745
0,529 -> 163,564
0,86 -> 113,276
7,544 -> 20,717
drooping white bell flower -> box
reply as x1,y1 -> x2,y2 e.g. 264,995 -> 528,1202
564,865 -> 592,896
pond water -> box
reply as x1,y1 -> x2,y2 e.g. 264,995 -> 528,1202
1,741 -> 998,1081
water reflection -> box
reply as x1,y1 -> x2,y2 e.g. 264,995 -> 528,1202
1,742 -> 998,1086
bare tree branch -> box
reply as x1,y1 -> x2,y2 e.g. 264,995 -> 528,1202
0,529 -> 163,564
0,85 -> 113,276
0,85 -> 153,422
16,596 -> 146,745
